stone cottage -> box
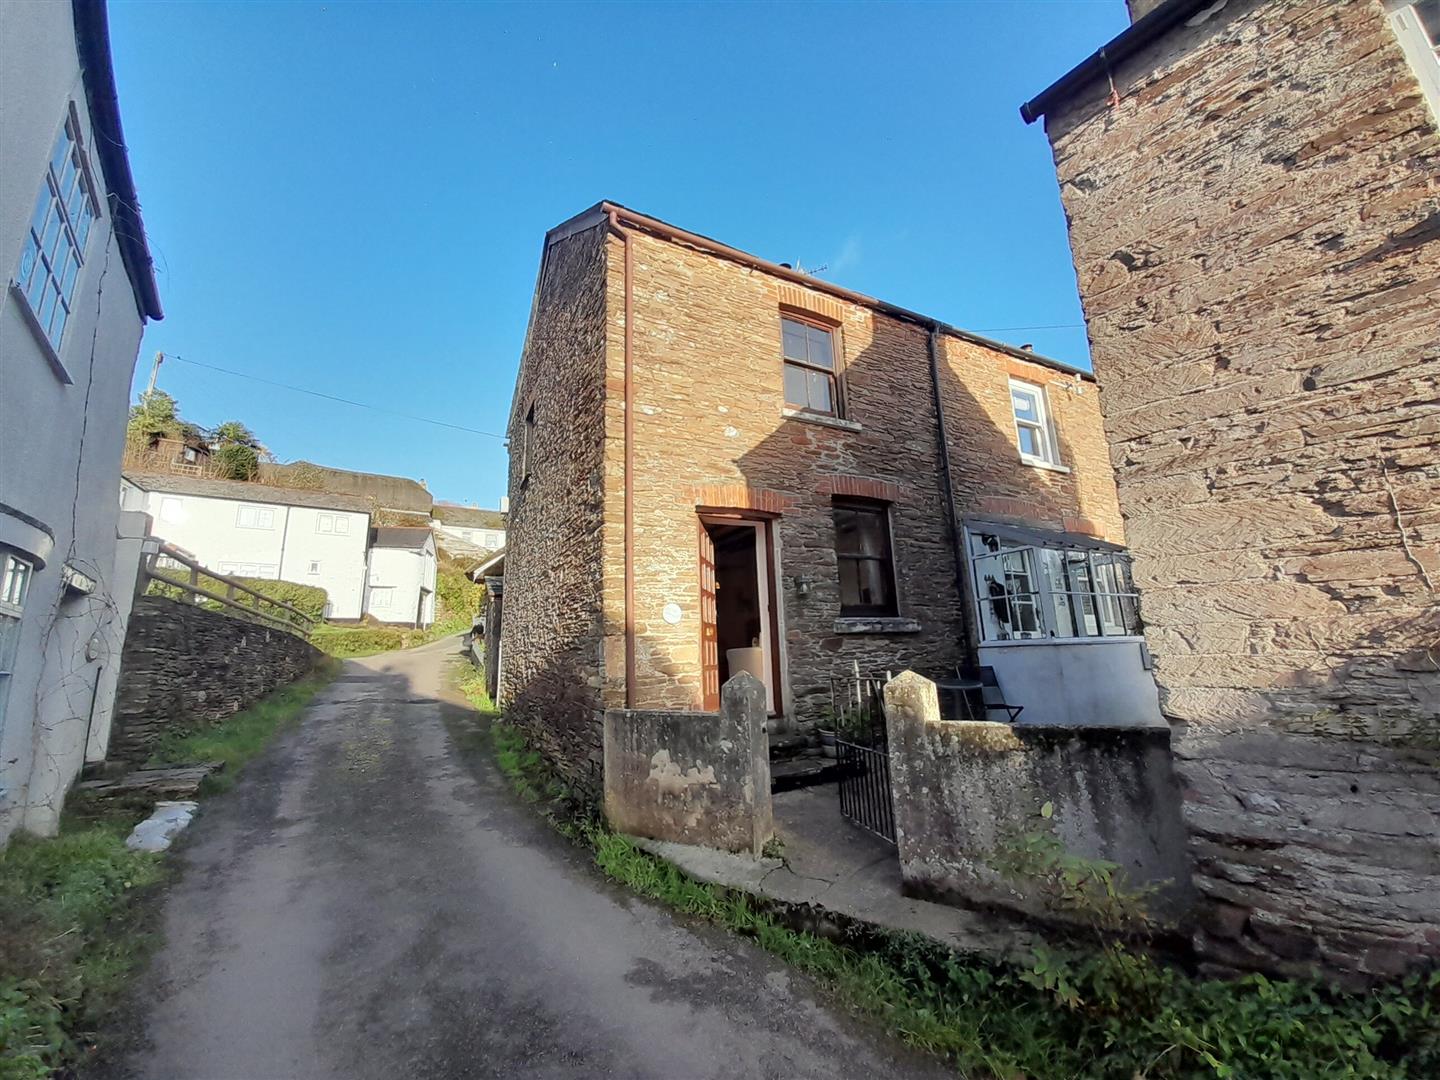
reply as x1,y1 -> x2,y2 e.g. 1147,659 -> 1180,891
1021,0 -> 1439,979
501,201 -> 1164,793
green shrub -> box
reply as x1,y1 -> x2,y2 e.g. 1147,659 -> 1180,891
310,624 -> 408,658
210,443 -> 259,480
231,577 -> 328,621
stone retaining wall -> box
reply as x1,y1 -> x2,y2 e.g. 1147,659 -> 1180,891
603,672 -> 772,855
108,595 -> 322,764
1039,0 -> 1440,981
885,671 -> 1195,928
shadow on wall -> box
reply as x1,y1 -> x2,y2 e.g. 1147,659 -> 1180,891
729,311 -> 1103,723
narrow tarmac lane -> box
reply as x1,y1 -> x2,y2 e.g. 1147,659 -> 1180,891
101,638 -> 949,1079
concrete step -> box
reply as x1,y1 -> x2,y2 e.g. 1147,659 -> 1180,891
75,760 -> 225,800
770,754 -> 840,793
767,732 -> 812,761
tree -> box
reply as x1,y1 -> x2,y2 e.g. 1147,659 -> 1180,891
127,389 -> 202,447
210,420 -> 260,448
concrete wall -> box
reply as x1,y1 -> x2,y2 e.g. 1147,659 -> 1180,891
604,672 -> 772,855
364,537 -> 437,626
1040,0 -> 1439,980
107,595 -> 322,766
501,225 -> 610,791
885,671 -> 1194,927
982,639 -> 1164,727
0,2 -> 150,840
139,491 -> 371,618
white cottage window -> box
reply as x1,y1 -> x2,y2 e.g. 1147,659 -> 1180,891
1388,1 -> 1440,119
1008,379 -> 1062,468
0,552 -> 36,732
236,504 -> 275,530
15,111 -> 100,350
968,528 -> 1140,642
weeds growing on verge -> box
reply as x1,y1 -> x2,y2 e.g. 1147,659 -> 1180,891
146,660 -> 340,791
452,668 -> 1440,1079
0,664 -> 339,1078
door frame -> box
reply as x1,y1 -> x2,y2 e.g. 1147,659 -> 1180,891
697,510 -> 785,716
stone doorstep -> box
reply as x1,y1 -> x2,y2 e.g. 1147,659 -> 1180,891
769,754 -> 842,793
75,760 -> 226,800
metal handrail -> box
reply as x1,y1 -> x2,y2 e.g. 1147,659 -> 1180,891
139,542 -> 315,636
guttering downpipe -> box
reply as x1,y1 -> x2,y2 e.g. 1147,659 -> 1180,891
608,209 -> 637,708
926,327 -> 976,663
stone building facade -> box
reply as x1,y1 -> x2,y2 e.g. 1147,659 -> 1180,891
1023,0 -> 1439,979
503,202 -> 1147,794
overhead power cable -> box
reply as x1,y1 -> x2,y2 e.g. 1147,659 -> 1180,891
168,354 -> 505,440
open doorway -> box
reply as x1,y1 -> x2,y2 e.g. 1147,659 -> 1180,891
699,517 -> 778,714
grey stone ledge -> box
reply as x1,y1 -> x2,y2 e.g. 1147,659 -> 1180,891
781,408 -> 862,433
833,617 -> 922,634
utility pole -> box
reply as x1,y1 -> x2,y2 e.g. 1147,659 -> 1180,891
145,351 -> 164,397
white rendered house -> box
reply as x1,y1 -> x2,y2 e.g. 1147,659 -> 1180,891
365,527 -> 437,627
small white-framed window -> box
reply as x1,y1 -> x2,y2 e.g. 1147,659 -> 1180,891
14,109 -> 100,351
2,553 -> 34,615
0,552 -> 32,732
369,586 -> 394,611
316,512 -> 351,535
307,560 -> 321,575
1388,1 -> 1440,119
1008,379 -> 1061,467
236,503 -> 275,530
159,496 -> 184,524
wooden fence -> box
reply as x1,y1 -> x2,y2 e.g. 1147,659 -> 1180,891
139,542 -> 315,636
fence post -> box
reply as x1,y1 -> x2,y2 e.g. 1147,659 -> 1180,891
881,671 -> 939,858
720,671 -> 773,856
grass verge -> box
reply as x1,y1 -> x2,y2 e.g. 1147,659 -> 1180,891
311,616 -> 469,659
452,668 -> 1439,1080
145,658 -> 341,791
0,663 -> 339,1078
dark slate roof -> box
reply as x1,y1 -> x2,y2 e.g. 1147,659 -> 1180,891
123,473 -> 372,513
369,526 -> 433,550
257,461 -> 433,513
73,0 -> 162,319
433,503 -> 507,529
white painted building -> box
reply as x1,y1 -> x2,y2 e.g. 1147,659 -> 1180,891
122,475 -> 373,619
432,501 -> 506,553
366,527 -> 437,627
0,0 -> 164,840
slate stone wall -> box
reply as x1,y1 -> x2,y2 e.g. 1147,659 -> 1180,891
109,596 -> 322,764
885,672 -> 1195,928
500,225 -> 610,794
1041,0 -> 1440,979
603,672 -> 772,854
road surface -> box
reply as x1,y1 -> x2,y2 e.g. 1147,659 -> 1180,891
99,637 -> 947,1079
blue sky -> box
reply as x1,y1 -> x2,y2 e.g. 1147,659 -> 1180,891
110,0 -> 1126,510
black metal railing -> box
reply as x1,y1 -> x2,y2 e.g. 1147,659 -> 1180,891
836,739 -> 896,844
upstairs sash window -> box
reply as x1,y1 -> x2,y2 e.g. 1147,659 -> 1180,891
781,315 -> 840,416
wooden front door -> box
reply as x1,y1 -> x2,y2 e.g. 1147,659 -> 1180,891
699,523 -> 720,711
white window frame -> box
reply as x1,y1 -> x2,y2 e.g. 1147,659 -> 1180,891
1008,378 -> 1063,469
966,528 -> 1142,645
13,107 -> 101,356
2,553 -> 34,617
1387,0 -> 1440,120
307,560 -> 321,575
369,586 -> 394,611
235,503 -> 276,530
158,496 -> 184,524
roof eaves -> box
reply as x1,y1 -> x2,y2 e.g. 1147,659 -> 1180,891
596,200 -> 1095,382
1019,0 -> 1215,125
71,0 -> 162,320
